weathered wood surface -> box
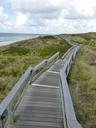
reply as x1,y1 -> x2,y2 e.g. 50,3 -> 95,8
14,60 -> 64,128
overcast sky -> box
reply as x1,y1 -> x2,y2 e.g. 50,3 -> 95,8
0,0 -> 96,34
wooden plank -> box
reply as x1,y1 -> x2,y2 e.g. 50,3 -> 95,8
34,72 -> 60,86
15,125 -> 63,128
49,63 -> 64,72
15,121 -> 63,127
46,70 -> 60,74
32,83 -> 60,88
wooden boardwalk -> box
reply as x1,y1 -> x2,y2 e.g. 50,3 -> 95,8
14,59 -> 65,128
0,45 -> 82,128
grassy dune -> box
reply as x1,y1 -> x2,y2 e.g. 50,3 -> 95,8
0,35 -> 70,101
68,33 -> 96,128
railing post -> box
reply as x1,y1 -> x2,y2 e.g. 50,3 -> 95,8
0,118 -> 3,128
5,108 -> 11,128
3,105 -> 14,128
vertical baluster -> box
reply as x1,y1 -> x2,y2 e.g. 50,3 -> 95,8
0,118 -> 3,128
5,105 -> 13,128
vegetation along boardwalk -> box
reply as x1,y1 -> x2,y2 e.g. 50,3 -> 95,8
0,43 -> 82,128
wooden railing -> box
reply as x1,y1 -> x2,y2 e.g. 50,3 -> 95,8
60,45 -> 82,128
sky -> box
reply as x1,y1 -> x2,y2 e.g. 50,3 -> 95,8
0,0 -> 96,34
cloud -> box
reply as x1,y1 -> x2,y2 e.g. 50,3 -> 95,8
11,0 -> 65,13
10,0 -> 69,29
1,0 -> 96,33
0,6 -> 9,30
0,6 -> 15,30
15,12 -> 29,27
9,0 -> 68,32
62,0 -> 96,19
10,0 -> 96,26
0,6 -> 8,19
73,0 -> 95,17
10,0 -> 68,23
0,0 -> 3,4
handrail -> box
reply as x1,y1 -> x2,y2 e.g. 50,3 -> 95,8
60,45 -> 82,128
62,46 -> 75,59
0,52 -> 59,128
32,60 -> 47,73
32,52 -> 59,73
60,71 -> 81,128
47,52 -> 59,63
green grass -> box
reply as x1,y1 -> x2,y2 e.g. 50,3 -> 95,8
0,35 -> 70,102
68,33 -> 96,128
